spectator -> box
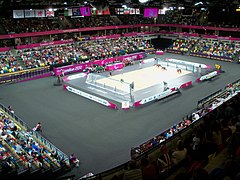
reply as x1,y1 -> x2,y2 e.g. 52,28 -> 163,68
192,167 -> 209,180
157,143 -> 171,173
224,160 -> 240,179
33,122 -> 42,132
123,160 -> 142,180
221,120 -> 232,146
229,122 -> 240,157
172,140 -> 187,165
8,105 -> 14,113
69,154 -> 80,167
209,168 -> 225,180
140,156 -> 156,180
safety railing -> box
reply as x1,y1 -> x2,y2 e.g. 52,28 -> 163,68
0,66 -> 51,84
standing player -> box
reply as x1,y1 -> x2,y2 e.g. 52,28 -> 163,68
163,81 -> 169,91
139,59 -> 142,69
109,70 -> 113,76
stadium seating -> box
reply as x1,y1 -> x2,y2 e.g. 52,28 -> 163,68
17,43 -> 88,68
104,80 -> 240,180
1,18 -> 61,34
191,39 -> 240,60
167,38 -> 198,53
79,37 -> 152,60
0,52 -> 23,74
118,15 -> 155,25
70,16 -> 118,28
0,107 -> 71,178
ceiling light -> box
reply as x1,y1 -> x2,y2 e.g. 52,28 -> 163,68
139,0 -> 149,3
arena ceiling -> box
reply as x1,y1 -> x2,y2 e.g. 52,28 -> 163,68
0,0 -> 239,10
0,0 -> 240,7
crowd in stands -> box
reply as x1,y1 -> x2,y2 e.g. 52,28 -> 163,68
79,37 -> 152,60
18,43 -> 88,69
191,39 -> 240,59
124,81 -> 240,180
0,107 -> 70,177
118,15 -> 155,25
0,52 -> 23,74
160,9 -> 207,26
1,18 -> 61,34
0,37 -> 153,74
71,16 -> 118,28
168,38 -> 198,53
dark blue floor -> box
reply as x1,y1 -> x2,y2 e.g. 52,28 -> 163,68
0,53 -> 239,178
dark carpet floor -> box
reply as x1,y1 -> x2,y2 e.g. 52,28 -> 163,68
0,53 -> 239,178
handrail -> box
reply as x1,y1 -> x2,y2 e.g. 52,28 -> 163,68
0,103 -> 70,166
1,23 -> 240,40
80,79 -> 240,179
0,66 -> 50,77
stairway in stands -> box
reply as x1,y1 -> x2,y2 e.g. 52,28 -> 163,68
0,18 -> 6,35
185,37 -> 202,55
60,17 -> 74,29
11,49 -> 26,70
111,15 -> 122,25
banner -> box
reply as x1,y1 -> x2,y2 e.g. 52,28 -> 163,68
24,10 -> 35,18
166,58 -> 211,69
115,8 -> 124,15
13,10 -> 24,18
134,88 -> 178,106
124,9 -> 130,15
80,6 -> 91,16
91,9 -> 96,15
130,8 -> 136,14
135,8 -> 140,14
96,10 -> 103,15
53,52 -> 145,76
35,9 -> 45,17
103,8 -> 110,15
90,34 -> 121,40
72,8 -> 81,16
64,9 -> 72,16
62,73 -> 87,82
122,101 -> 130,110
2,24 -> 240,40
68,9 -> 73,17
0,47 -> 10,52
46,9 -> 55,17
63,85 -> 118,109
197,70 -> 219,82
15,39 -> 74,49
144,8 -> 158,18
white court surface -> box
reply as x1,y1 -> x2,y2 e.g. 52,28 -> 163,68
96,66 -> 191,92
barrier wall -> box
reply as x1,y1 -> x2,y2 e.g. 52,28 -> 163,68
82,80 -> 240,180
2,24 -> 240,40
0,67 -> 50,84
203,35 -> 240,41
90,34 -> 121,40
0,47 -> 10,52
123,32 -> 155,37
134,88 -> 179,107
15,39 -> 74,49
190,52 -> 234,62
0,103 -> 70,165
53,52 -> 146,76
160,31 -> 200,37
165,58 -> 211,69
63,84 -> 118,109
